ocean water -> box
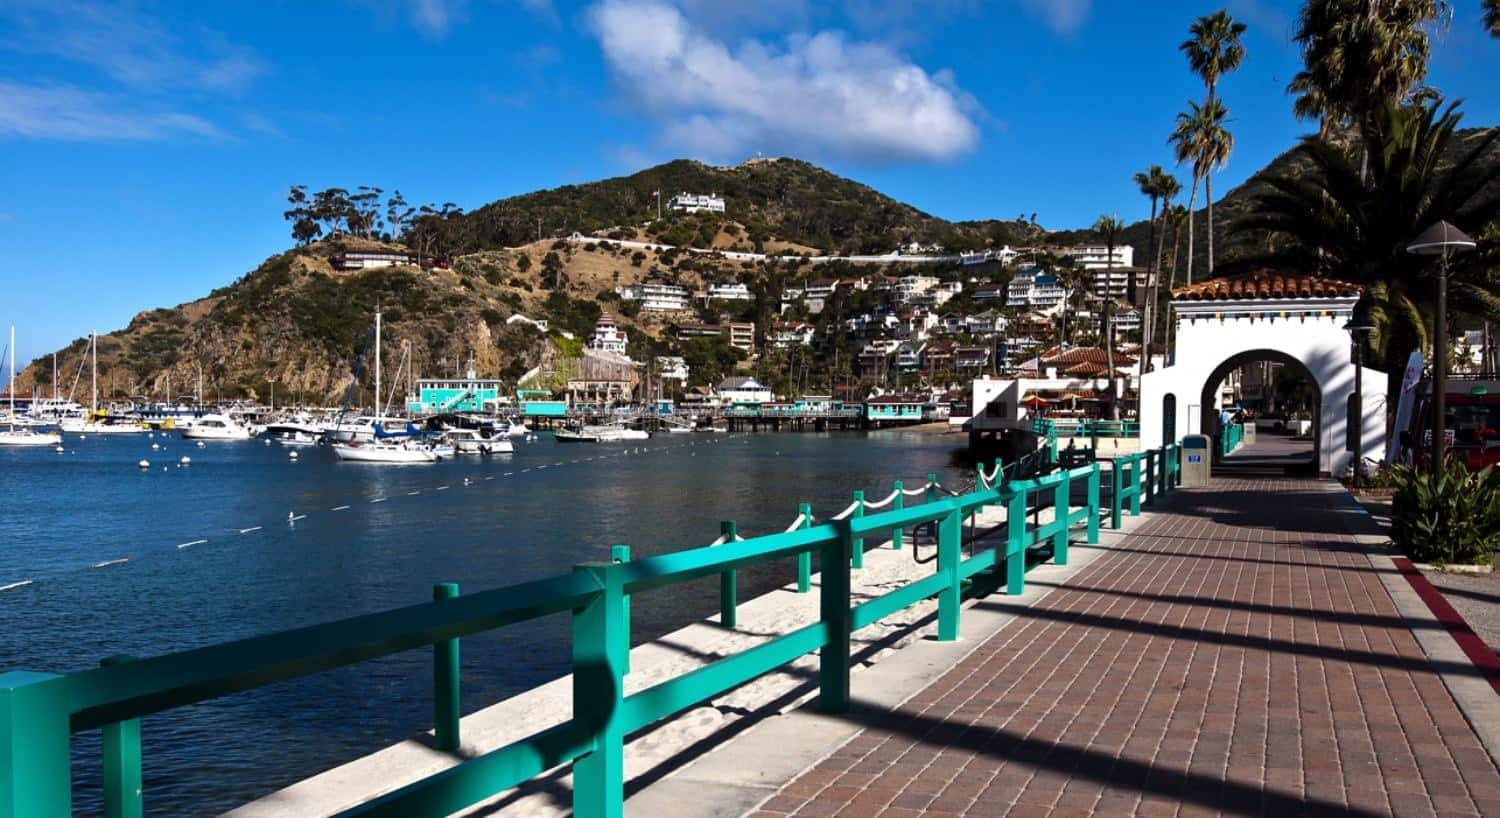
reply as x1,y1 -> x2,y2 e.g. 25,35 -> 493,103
0,429 -> 968,816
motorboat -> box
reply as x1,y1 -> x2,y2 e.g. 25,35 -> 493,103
446,428 -> 514,455
555,424 -> 649,443
179,414 -> 255,440
331,439 -> 439,463
323,415 -> 410,444
499,419 -> 529,437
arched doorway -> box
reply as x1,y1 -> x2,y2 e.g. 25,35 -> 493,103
1138,271 -> 1389,477
1198,349 -> 1321,474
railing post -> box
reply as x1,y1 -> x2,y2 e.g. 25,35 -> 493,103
611,546 -> 632,674
100,656 -> 142,818
1005,487 -> 1027,595
850,493 -> 865,569
926,472 -> 937,504
797,503 -> 812,593
891,481 -> 905,550
0,671 -> 72,818
431,583 -> 462,752
1129,456 -> 1142,516
1052,473 -> 1069,566
571,561 -> 627,818
717,524 -> 737,629
1144,451 -> 1157,506
1087,462 -> 1101,544
1158,447 -> 1169,495
819,521 -> 854,713
1110,458 -> 1124,529
937,504 -> 962,641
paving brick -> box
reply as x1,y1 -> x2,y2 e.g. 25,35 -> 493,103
748,460 -> 1500,816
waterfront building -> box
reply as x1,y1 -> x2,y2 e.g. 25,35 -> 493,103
567,350 -> 635,404
666,192 -> 726,213
1065,243 -> 1134,269
589,315 -> 629,355
405,373 -> 506,414
864,393 -> 926,423
717,376 -> 774,404
616,282 -> 691,311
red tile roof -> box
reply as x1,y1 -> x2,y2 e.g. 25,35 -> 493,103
1171,271 -> 1363,301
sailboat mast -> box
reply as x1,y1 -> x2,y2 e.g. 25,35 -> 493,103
9,326 -> 15,432
52,352 -> 57,400
375,309 -> 383,417
91,332 -> 98,416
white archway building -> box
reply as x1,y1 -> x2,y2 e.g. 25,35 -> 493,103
1139,272 -> 1388,476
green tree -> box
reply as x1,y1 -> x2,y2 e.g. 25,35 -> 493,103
1237,97 -> 1500,426
1095,214 -> 1126,419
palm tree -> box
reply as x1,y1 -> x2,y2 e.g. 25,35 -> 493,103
1145,171 -> 1182,372
1236,96 -> 1500,427
1487,0 -> 1499,36
1133,165 -> 1167,306
1169,98 -> 1230,284
1095,214 -> 1126,419
1182,10 -> 1246,274
1288,0 -> 1449,134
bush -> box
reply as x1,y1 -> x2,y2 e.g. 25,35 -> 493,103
1390,460 -> 1500,564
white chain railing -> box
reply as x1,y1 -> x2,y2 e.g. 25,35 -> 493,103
901,486 -> 929,497
706,533 -> 730,547
861,490 -> 900,509
829,500 -> 861,521
783,513 -> 807,533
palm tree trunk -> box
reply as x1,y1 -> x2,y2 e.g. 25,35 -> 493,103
1185,171 -> 1200,285
1205,172 -> 1215,274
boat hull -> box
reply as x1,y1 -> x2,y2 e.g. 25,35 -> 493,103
0,430 -> 62,446
331,442 -> 437,463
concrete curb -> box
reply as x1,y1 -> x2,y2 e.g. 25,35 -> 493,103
1329,481 -> 1500,771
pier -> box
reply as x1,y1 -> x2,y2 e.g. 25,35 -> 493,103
4,435 -> 1499,817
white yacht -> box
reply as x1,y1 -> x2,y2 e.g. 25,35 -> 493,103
179,414 -> 255,440
0,327 -> 62,447
447,428 -> 514,455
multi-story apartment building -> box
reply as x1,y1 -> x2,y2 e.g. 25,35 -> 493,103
1065,244 -> 1134,269
667,192 -> 726,213
707,282 -> 753,301
589,316 -> 629,355
616,282 -> 691,311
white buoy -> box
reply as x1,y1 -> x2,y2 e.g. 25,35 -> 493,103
54,446 -> 64,453
138,459 -> 150,469
151,443 -> 160,450
196,441 -> 205,448
179,456 -> 191,465
288,451 -> 299,460
149,432 -> 155,439
264,439 -> 271,446
80,434 -> 87,440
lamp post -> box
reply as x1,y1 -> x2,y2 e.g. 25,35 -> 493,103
1344,321 -> 1375,486
1406,221 -> 1478,470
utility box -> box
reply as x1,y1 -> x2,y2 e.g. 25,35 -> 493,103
1181,434 -> 1212,487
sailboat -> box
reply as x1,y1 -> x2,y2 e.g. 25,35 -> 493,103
331,310 -> 440,463
0,327 -> 62,447
58,333 -> 145,434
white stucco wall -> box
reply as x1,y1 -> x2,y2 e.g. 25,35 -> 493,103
1139,296 -> 1388,476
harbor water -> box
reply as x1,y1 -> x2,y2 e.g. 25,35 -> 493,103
0,430 -> 969,816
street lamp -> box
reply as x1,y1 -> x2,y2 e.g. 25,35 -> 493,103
1406,221 -> 1478,470
1344,320 -> 1375,486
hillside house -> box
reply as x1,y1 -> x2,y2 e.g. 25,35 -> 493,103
896,341 -> 927,370
707,282 -> 753,301
667,192 -> 726,213
770,322 -> 816,348
656,356 -> 690,381
589,316 -> 629,355
1066,244 -> 1135,269
972,283 -> 1005,302
331,251 -> 416,270
717,376 -> 773,404
616,282 -> 691,311
676,322 -> 755,354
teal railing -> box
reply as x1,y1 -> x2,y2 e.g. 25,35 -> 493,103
1046,420 -> 1141,440
1,447 -> 1183,818
1109,444 -> 1181,529
1220,422 -> 1245,457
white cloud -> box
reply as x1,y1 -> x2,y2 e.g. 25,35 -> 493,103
586,0 -> 981,163
0,1 -> 267,94
1016,0 -> 1091,34
0,82 -> 223,142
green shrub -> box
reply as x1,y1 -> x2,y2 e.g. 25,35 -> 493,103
1390,460 -> 1500,564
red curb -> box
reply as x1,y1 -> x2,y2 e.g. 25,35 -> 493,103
1391,556 -> 1500,695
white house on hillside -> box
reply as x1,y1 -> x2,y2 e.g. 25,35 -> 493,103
589,316 -> 629,355
718,376 -> 773,404
667,192 -> 726,213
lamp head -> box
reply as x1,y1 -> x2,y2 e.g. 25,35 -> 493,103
1406,221 -> 1478,256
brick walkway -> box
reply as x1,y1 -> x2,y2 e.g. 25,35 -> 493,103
747,453 -> 1500,817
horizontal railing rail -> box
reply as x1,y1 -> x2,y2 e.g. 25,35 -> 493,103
2,442 -> 1183,818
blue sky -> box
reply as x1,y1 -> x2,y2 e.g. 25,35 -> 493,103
3,0 -> 1499,363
